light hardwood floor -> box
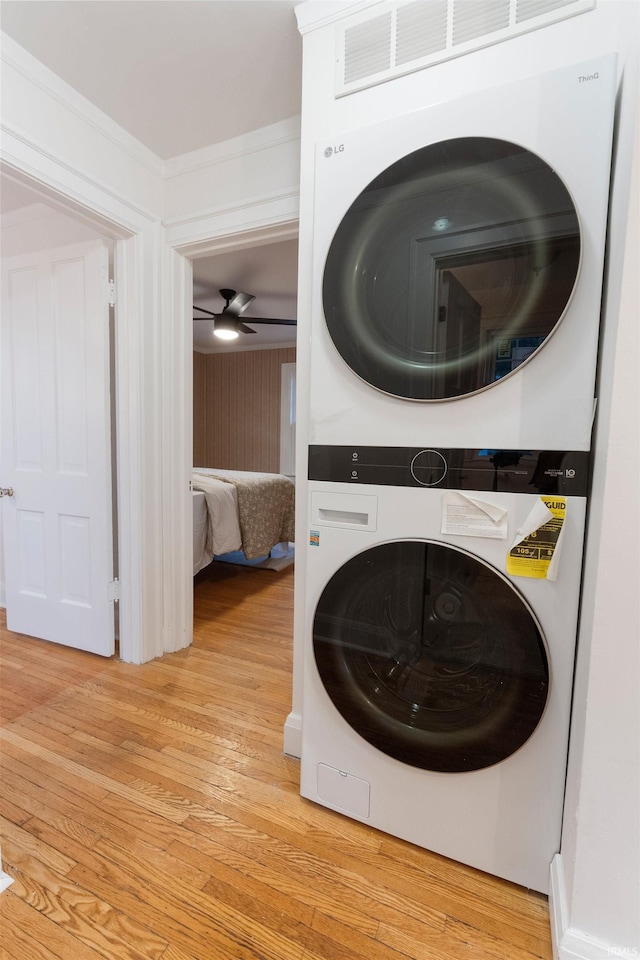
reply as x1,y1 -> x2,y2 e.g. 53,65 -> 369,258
0,562 -> 552,960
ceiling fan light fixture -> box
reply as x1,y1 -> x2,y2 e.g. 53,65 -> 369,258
193,287 -> 296,342
214,316 -> 239,340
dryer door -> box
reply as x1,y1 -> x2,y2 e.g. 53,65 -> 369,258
323,138 -> 580,401
313,540 -> 549,772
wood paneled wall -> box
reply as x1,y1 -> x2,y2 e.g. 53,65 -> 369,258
193,351 -> 207,465
193,347 -> 296,473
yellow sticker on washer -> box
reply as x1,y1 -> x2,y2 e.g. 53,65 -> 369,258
507,496 -> 566,579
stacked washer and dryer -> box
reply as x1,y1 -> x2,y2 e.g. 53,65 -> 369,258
299,55 -> 617,893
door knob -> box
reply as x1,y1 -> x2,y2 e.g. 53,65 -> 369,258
0,487 -> 14,497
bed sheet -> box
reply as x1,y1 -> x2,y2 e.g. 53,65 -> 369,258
193,491 -> 208,575
192,474 -> 243,572
193,468 -> 295,561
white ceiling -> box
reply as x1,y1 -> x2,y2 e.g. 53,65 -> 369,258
0,0 -> 303,159
0,0 -> 303,352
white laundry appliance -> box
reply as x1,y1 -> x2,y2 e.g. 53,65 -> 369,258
308,55 -> 616,451
300,444 -> 589,893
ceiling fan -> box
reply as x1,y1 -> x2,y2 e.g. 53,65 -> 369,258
193,288 -> 296,340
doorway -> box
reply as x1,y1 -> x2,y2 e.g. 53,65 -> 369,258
0,166 -> 145,662
181,224 -> 299,613
191,236 -> 298,474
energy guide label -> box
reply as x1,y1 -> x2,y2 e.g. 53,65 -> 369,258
507,497 -> 566,579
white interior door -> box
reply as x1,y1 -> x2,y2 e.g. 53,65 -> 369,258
1,239 -> 115,655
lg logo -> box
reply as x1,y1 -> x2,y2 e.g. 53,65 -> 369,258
565,469 -> 576,478
324,144 -> 345,158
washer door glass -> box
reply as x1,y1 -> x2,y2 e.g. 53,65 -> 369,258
323,137 -> 581,400
313,541 -> 549,772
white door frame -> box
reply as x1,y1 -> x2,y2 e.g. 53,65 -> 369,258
0,162 -> 159,664
164,219 -> 300,658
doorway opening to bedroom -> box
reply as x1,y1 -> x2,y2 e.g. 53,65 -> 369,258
190,234 -> 298,581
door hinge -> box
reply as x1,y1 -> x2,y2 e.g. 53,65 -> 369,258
107,279 -> 116,307
108,578 -> 120,603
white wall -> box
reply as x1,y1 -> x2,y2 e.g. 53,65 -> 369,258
292,1 -> 639,955
553,94 -> 640,957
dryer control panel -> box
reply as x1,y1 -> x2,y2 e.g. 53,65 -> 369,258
308,446 -> 589,496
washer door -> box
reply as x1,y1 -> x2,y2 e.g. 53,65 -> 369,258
313,540 -> 549,772
323,137 -> 580,400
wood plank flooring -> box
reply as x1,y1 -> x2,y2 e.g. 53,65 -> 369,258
0,562 -> 552,959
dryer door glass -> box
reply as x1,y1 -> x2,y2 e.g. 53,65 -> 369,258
313,540 -> 549,772
323,138 -> 580,400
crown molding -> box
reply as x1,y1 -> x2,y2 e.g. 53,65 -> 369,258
1,31 -> 302,216
1,32 -> 164,180
164,116 -> 301,179
295,1 -> 381,35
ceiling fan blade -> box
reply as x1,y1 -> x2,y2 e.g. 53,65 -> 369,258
238,322 -> 258,335
238,317 -> 297,325
192,295 -> 256,319
224,292 -> 255,317
193,297 -> 296,329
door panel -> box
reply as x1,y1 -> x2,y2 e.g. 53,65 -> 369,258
322,137 -> 581,401
313,540 -> 548,772
1,240 -> 115,655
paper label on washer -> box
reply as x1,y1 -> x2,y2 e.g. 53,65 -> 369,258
441,492 -> 508,539
507,496 -> 566,580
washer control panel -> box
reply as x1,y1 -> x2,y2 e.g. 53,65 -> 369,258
308,445 -> 589,496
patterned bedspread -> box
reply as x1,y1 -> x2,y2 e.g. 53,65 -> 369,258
193,468 -> 295,560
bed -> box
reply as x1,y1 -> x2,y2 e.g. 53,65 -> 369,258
192,468 -> 295,575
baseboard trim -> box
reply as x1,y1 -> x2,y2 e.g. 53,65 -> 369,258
0,872 -> 14,894
284,711 -> 302,759
550,854 -> 570,959
0,848 -> 14,895
550,854 -> 634,959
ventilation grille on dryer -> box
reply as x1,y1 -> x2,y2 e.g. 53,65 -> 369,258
336,0 -> 595,95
